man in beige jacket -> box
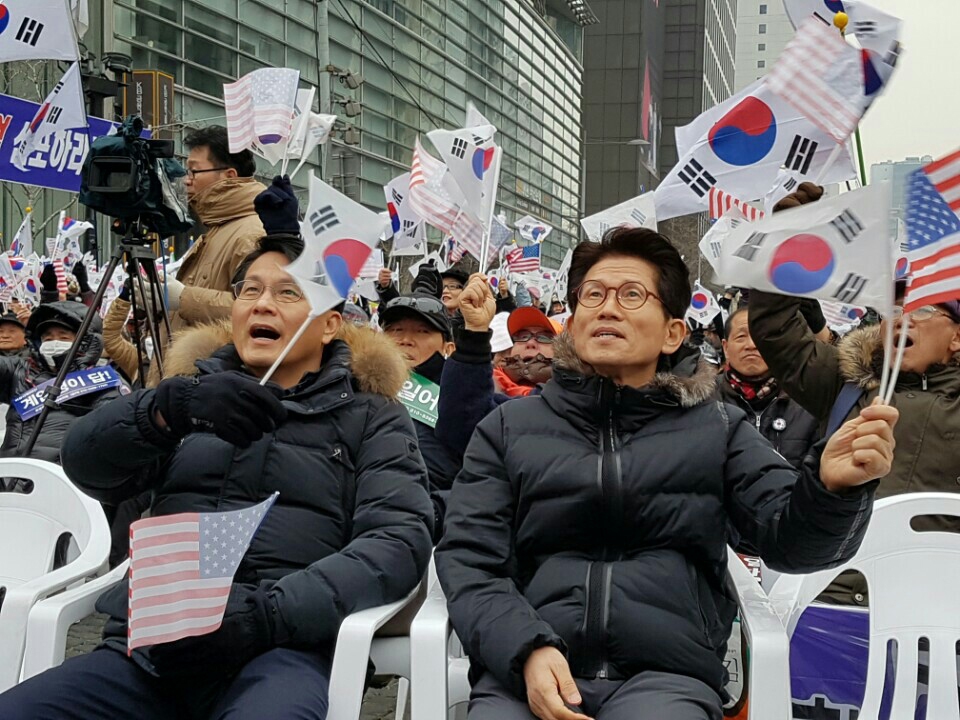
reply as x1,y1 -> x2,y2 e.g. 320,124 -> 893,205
162,125 -> 266,332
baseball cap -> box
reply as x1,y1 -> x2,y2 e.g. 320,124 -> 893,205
0,312 -> 25,331
490,312 -> 513,353
379,294 -> 452,340
940,300 -> 960,323
507,306 -> 563,339
440,267 -> 469,286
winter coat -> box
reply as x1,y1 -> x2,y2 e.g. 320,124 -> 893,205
715,377 -> 820,469
172,177 -> 265,332
749,290 -> 960,499
0,302 -> 123,463
435,335 -> 877,699
60,323 -> 434,669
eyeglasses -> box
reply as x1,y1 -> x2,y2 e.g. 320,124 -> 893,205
442,283 -> 464,292
891,305 -> 957,323
575,280 -> 663,311
185,167 -> 228,179
232,280 -> 304,303
512,331 -> 555,344
385,295 -> 446,315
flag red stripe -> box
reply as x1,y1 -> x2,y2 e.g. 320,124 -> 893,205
906,265 -> 960,292
130,568 -> 199,590
923,149 -> 960,176
129,604 -> 229,632
932,173 -> 960,197
904,287 -> 960,313
131,532 -> 200,550
131,585 -> 233,611
130,551 -> 200,571
130,512 -> 198,531
909,242 -> 960,273
129,620 -> 225,649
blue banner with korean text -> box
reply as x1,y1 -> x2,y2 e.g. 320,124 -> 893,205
13,366 -> 124,421
0,93 -> 140,192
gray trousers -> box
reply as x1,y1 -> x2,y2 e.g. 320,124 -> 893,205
468,670 -> 723,720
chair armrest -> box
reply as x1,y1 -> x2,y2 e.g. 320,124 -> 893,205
326,582 -> 422,720
410,581 -> 455,720
726,548 -> 792,720
20,561 -> 129,683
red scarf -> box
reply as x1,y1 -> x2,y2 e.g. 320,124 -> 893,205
493,367 -> 536,397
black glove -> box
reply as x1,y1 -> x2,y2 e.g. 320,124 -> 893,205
73,261 -> 90,294
40,263 -> 58,293
411,261 -> 442,299
118,278 -> 131,302
254,175 -> 300,235
147,583 -> 280,679
799,298 -> 827,335
151,372 -> 287,448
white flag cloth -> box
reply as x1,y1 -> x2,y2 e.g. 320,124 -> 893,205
12,62 -> 87,170
254,87 -> 313,165
465,101 -> 491,129
223,68 -> 300,155
286,174 -> 387,316
426,124 -> 500,229
657,80 -> 858,221
384,173 -> 425,251
0,0 -> 79,62
9,210 -> 33,257
762,167 -> 806,214
820,299 -> 866,330
782,0 -> 902,57
515,215 -> 553,243
580,192 -> 657,241
71,0 -> 89,38
392,238 -> 426,257
716,182 -> 893,314
685,281 -> 722,325
409,251 -> 446,279
699,207 -> 751,275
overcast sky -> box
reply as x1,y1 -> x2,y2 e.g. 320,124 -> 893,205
858,0 -> 957,171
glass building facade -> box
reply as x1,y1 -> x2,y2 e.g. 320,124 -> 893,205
104,0 -> 590,265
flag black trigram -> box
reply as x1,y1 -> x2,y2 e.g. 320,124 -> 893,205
451,138 -> 468,159
833,273 -> 868,303
885,42 -> 902,69
733,232 -> 766,262
783,177 -> 799,192
15,18 -> 44,47
391,188 -> 403,206
46,107 -> 63,125
830,209 -> 864,244
309,205 -> 340,235
785,136 -> 818,175
471,134 -> 486,146
598,221 -> 611,235
629,208 -> 647,225
708,240 -> 723,260
402,219 -> 416,234
678,158 -> 716,198
851,20 -> 877,36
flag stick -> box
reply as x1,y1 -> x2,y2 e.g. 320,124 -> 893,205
883,314 -> 910,405
877,313 -> 895,402
259,315 -> 312,386
815,142 -> 845,185
478,150 -> 503,276
854,127 -> 868,187
288,156 -> 309,183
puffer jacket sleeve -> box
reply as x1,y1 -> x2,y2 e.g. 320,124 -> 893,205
437,327 -> 502,456
102,297 -> 140,382
435,408 -> 566,700
61,388 -> 177,504
267,399 -> 433,646
721,402 -> 875,573
0,355 -> 26,404
375,282 -> 400,306
748,290 -> 844,421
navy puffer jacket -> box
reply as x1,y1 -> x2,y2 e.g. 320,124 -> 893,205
436,335 -> 877,698
61,323 -> 433,669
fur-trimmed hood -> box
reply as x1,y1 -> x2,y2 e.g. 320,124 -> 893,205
838,324 -> 960,390
160,320 -> 409,398
551,331 -> 717,408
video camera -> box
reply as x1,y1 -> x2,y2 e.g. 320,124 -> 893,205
79,115 -> 192,238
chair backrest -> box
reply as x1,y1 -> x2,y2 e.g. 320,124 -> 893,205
770,493 -> 960,720
0,459 -> 107,588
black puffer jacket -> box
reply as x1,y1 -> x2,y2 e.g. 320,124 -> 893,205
436,336 -> 877,698
61,324 -> 434,669
0,301 -> 121,462
715,377 -> 820,469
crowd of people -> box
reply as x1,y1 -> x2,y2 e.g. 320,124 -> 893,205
0,131 -> 953,719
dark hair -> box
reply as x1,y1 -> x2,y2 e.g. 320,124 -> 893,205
723,307 -> 749,338
232,234 -> 346,313
567,227 -> 690,319
184,125 -> 256,177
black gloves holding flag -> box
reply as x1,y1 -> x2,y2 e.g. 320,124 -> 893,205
146,583 -> 286,679
151,372 -> 287,448
255,175 -> 300,236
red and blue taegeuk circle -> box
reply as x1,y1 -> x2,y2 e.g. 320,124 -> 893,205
768,234 -> 835,294
895,256 -> 909,279
0,5 -> 10,35
472,147 -> 495,180
257,134 -> 283,146
824,1 -> 846,13
387,202 -> 401,234
323,239 -> 371,298
708,97 -> 777,167
691,292 -> 710,310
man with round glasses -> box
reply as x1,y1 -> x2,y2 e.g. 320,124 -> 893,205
749,182 -> 960,604
436,227 -> 898,720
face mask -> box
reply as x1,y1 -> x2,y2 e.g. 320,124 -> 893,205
143,336 -> 154,360
39,340 -> 73,370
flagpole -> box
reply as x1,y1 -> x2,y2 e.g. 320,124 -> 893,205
882,314 -> 910,405
478,150 -> 503,275
854,127 -> 868,187
259,315 -> 312,386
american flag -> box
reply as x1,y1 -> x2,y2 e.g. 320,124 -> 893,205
903,152 -> 960,312
708,187 -> 764,222
450,214 -> 512,265
223,68 -> 300,154
127,493 -> 277,653
505,244 -> 541,273
408,138 -> 460,235
766,18 -> 863,143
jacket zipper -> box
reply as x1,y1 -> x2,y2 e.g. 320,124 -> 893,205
922,374 -> 928,391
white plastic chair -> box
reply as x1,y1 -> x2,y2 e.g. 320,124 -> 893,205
771,493 -> 960,720
411,546 -> 792,720
20,560 -> 129,682
0,458 -> 111,692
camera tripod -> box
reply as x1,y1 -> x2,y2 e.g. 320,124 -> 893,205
20,220 -> 173,457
